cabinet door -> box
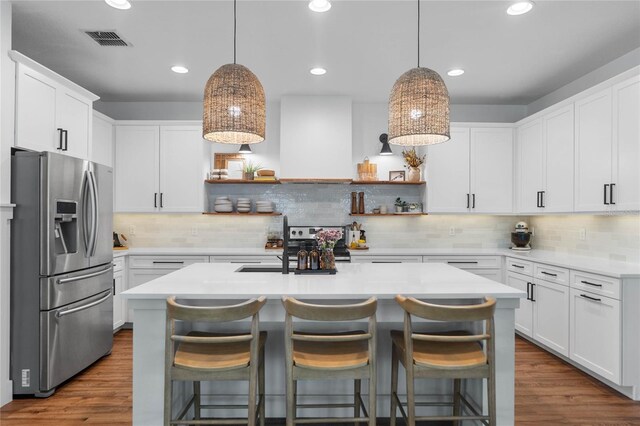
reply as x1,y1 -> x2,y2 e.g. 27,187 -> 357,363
115,126 -> 160,212
574,89 -> 612,212
426,127 -> 470,213
532,279 -> 569,356
126,269 -> 176,322
57,90 -> 91,159
543,104 -> 575,213
612,75 -> 640,211
506,272 -> 533,337
113,270 -> 124,330
517,120 -> 544,213
470,128 -> 514,213
91,113 -> 114,167
15,65 -> 58,153
159,126 -> 206,212
570,289 -> 621,384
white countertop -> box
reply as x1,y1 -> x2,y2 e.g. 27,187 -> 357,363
122,262 -> 525,300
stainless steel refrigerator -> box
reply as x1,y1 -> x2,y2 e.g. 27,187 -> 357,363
11,151 -> 114,397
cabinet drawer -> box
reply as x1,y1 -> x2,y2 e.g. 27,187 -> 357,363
209,255 -> 281,264
128,255 -> 208,269
534,263 -> 569,286
570,270 -> 621,300
351,255 -> 423,263
506,257 -> 533,276
112,257 -> 125,272
424,255 -> 501,269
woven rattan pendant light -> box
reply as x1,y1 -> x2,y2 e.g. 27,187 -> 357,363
388,0 -> 450,146
203,0 -> 265,144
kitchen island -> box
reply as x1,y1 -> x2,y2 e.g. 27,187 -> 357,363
123,262 -> 524,425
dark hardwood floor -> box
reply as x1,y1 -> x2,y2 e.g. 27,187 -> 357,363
1,330 -> 639,425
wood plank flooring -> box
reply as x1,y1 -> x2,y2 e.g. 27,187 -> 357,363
1,331 -> 639,425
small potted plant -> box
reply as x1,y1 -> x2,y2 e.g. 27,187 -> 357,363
394,197 -> 407,213
402,148 -> 426,182
243,162 -> 262,180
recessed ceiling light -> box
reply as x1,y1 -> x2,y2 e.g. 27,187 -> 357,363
171,65 -> 189,74
105,0 -> 131,10
308,0 -> 331,13
507,1 -> 534,16
447,68 -> 465,77
310,67 -> 327,76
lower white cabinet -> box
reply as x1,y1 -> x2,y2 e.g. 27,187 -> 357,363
112,256 -> 126,330
569,288 -> 621,384
531,278 -> 569,356
425,255 -> 503,282
506,272 -> 533,336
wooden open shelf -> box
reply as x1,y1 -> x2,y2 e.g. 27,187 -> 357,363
351,180 -> 426,185
205,179 -> 280,184
349,213 -> 427,217
202,212 -> 282,216
279,178 -> 353,184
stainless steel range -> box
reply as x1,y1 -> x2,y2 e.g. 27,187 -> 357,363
285,224 -> 351,264
11,151 -> 114,397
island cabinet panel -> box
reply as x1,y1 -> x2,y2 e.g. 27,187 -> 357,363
570,288 -> 621,384
532,278 -> 569,357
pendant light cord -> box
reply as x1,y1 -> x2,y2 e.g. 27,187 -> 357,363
417,0 -> 420,68
233,0 -> 237,64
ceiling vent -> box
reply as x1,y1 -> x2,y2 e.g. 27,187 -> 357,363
85,31 -> 129,47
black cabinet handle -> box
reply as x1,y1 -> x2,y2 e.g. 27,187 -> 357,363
581,280 -> 602,287
154,193 -> 158,208
160,193 -> 164,208
62,129 -> 68,151
526,282 -> 531,301
541,271 -> 557,277
466,193 -> 470,209
448,261 -> 479,264
536,191 -> 541,208
530,283 -> 536,302
580,293 -> 601,302
512,264 -> 525,269
57,128 -> 64,150
610,183 -> 616,205
113,278 -> 116,295
472,194 -> 476,209
152,261 -> 185,264
540,191 -> 545,208
604,184 -> 610,205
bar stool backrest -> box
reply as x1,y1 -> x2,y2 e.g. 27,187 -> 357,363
282,297 -> 378,322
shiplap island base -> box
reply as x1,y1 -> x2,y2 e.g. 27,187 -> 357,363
123,262 -> 524,425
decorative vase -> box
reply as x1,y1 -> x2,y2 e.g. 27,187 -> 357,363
244,172 -> 254,180
407,166 -> 421,182
320,248 -> 336,270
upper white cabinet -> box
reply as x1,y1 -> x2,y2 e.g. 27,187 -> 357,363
115,124 -> 206,213
427,126 -> 513,214
517,105 -> 574,213
575,75 -> 640,212
91,111 -> 114,167
11,51 -> 98,159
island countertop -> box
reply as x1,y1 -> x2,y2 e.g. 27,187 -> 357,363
122,262 -> 525,300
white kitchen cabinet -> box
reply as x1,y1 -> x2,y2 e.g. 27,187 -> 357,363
532,279 -> 569,356
115,124 -> 206,213
424,255 -> 502,281
12,51 -> 97,158
426,128 -> 471,213
506,272 -> 533,337
91,111 -> 114,167
427,126 -> 513,214
470,128 -> 514,213
543,105 -> 575,212
611,75 -> 640,211
113,269 -> 125,330
516,119 -> 544,214
570,288 -> 621,384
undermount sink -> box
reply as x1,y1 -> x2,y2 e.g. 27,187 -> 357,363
235,266 -> 283,273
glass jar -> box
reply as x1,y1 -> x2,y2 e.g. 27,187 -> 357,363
297,246 -> 308,270
309,246 -> 320,270
320,247 -> 336,270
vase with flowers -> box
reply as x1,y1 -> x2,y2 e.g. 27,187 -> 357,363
402,148 -> 426,182
315,228 -> 343,270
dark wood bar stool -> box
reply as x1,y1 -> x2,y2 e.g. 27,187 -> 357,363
164,296 -> 267,426
390,296 -> 497,426
282,296 -> 378,426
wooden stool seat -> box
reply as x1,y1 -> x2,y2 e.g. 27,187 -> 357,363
175,331 -> 268,371
293,331 -> 369,370
390,330 -> 486,369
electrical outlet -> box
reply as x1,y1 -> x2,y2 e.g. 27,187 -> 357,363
579,228 -> 586,241
449,226 -> 455,236
530,227 -> 535,237
129,225 -> 136,235
191,226 -> 198,236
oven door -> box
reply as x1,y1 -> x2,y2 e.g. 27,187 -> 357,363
40,289 -> 113,391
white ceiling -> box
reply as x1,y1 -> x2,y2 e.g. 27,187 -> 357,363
11,0 -> 640,104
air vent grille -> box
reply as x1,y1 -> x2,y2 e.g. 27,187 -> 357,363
85,31 -> 129,47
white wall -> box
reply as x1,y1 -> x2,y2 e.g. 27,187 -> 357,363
0,0 -> 14,407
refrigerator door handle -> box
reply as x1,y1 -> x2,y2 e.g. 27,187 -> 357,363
82,170 -> 91,254
55,291 -> 111,318
56,265 -> 113,285
87,169 -> 99,257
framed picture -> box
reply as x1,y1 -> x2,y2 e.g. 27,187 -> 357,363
213,153 -> 246,179
389,170 -> 406,182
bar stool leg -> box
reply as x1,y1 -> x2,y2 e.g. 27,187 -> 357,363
286,375 -> 294,426
193,381 -> 201,420
488,375 -> 497,426
259,348 -> 266,426
389,345 -> 399,426
249,367 -> 258,426
163,377 -> 172,426
405,363 -> 416,426
368,371 -> 376,426
354,379 -> 361,425
453,378 -> 461,426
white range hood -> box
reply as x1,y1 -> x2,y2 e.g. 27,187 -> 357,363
279,95 -> 353,181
